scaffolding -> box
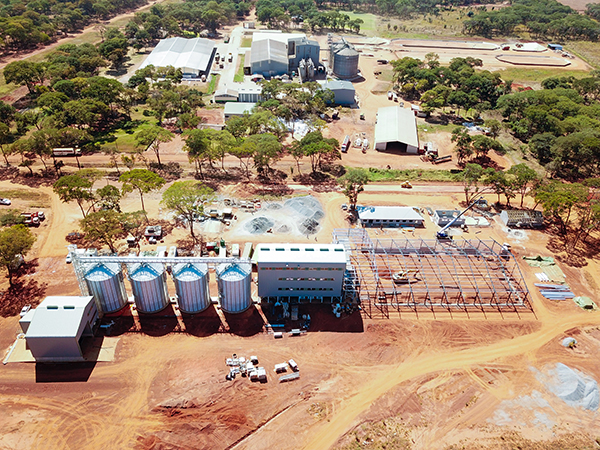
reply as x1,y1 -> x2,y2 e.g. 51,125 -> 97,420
332,228 -> 531,318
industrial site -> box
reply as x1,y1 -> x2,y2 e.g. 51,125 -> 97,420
0,0 -> 600,449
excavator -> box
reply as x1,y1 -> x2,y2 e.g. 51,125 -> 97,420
392,269 -> 420,284
436,197 -> 484,240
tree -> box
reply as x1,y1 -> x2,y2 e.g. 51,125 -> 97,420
53,173 -> 96,218
135,125 -> 174,169
485,119 -> 502,139
119,169 -> 165,219
461,163 -> 486,204
484,168 -> 509,204
3,61 -> 45,94
96,185 -> 122,212
0,225 -> 36,286
507,164 -> 540,207
451,127 -> 473,164
80,210 -> 125,253
534,181 -> 588,236
339,168 -> 369,211
248,133 -> 282,173
183,129 -> 211,178
229,139 -> 257,181
161,181 -> 215,241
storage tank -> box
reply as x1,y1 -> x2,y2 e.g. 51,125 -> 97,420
332,42 -> 359,79
127,262 -> 169,313
172,262 -> 210,314
216,263 -> 252,313
84,262 -> 128,313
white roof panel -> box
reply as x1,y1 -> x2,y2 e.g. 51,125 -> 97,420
140,37 -> 215,73
357,206 -> 424,221
256,244 -> 346,264
252,32 -> 305,44
374,106 -> 419,148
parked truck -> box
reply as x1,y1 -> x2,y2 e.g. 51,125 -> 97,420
52,148 -> 81,157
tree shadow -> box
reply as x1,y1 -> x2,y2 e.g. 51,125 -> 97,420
292,172 -> 338,192
0,277 -> 47,318
251,183 -> 294,197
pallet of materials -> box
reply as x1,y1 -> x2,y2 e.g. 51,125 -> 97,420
279,372 -> 300,383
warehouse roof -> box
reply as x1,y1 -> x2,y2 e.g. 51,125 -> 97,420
224,102 -> 256,115
250,39 -> 288,66
256,244 -> 346,264
253,31 -> 305,44
322,80 -> 355,91
139,37 -> 215,73
25,296 -> 95,338
374,106 -> 419,148
357,206 -> 424,221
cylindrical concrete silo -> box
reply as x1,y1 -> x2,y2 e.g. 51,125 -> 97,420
127,262 -> 169,314
333,45 -> 359,79
172,262 -> 210,314
216,263 -> 252,314
84,262 -> 128,313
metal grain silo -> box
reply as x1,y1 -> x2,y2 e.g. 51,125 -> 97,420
332,42 -> 359,79
127,262 -> 169,313
85,263 -> 128,313
216,263 -> 252,313
172,262 -> 210,314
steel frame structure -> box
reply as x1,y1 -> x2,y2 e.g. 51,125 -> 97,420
333,228 -> 531,318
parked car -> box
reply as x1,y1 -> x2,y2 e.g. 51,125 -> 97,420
0,198 -> 11,205
20,305 -> 31,317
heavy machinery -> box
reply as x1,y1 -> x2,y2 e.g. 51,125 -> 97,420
401,181 -> 413,189
436,197 -> 483,240
392,269 -> 420,284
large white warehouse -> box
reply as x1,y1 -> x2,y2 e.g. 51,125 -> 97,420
255,244 -> 346,300
139,37 -> 216,77
374,106 -> 419,153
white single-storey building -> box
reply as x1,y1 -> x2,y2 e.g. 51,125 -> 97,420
374,106 -> 419,153
139,37 -> 216,77
357,206 -> 425,228
214,88 -> 239,103
433,210 -> 466,227
224,102 -> 256,120
25,296 -> 99,362
255,244 -> 346,299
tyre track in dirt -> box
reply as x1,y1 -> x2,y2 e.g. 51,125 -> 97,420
301,310 -> 600,450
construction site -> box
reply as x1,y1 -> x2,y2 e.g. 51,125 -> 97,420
333,229 -> 531,318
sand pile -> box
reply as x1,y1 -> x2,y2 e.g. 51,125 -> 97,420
542,363 -> 599,411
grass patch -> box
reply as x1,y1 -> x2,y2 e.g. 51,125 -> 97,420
565,41 -> 600,68
493,67 -> 591,83
241,36 -> 253,48
0,190 -> 50,206
365,167 -> 459,182
344,12 -> 378,33
97,119 -> 155,153
206,74 -> 219,95
234,54 -> 245,82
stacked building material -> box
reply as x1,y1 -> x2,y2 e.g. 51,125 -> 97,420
534,283 -> 574,300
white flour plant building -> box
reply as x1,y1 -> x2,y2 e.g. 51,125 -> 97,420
24,296 -> 99,362
255,244 -> 346,301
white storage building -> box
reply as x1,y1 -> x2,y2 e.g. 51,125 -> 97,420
24,296 -> 99,362
256,244 -> 346,300
374,106 -> 419,153
322,80 -> 356,106
357,206 -> 425,228
139,37 -> 216,77
224,102 -> 256,120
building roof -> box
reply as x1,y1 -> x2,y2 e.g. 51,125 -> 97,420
214,88 -> 239,98
435,210 -> 461,218
224,102 -> 256,115
322,80 -> 355,92
250,39 -> 288,66
502,210 -> 543,222
289,36 -> 318,46
25,296 -> 95,338
256,244 -> 346,264
357,206 -> 424,221
139,37 -> 215,73
374,106 -> 419,148
252,31 -> 305,44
